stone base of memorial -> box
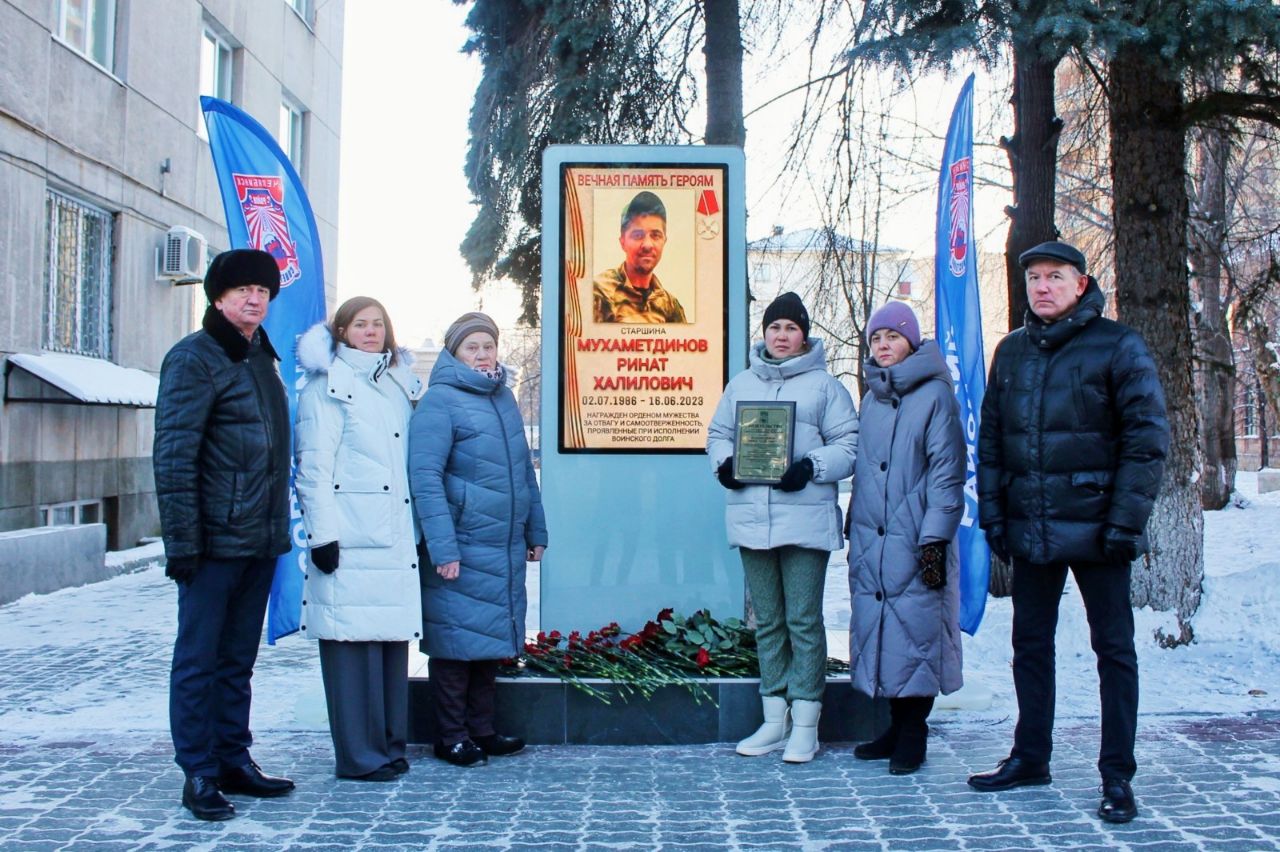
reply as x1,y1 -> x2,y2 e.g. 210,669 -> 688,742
407,677 -> 886,746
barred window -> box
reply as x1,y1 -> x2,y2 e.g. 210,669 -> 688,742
44,190 -> 113,358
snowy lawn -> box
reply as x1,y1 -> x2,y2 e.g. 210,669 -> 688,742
952,469 -> 1280,721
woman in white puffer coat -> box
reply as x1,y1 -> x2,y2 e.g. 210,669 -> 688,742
294,296 -> 423,782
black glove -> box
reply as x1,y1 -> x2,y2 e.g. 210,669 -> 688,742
920,542 -> 947,590
165,556 -> 200,585
985,524 -> 1009,564
1101,525 -> 1141,565
717,457 -> 746,490
311,541 -> 339,574
775,457 -> 814,493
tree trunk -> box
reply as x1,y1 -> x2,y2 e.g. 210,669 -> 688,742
1000,41 -> 1062,333
1189,122 -> 1237,508
989,39 -> 1062,598
703,0 -> 745,147
1108,47 -> 1204,644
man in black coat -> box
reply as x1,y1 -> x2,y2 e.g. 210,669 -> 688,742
969,241 -> 1169,825
153,249 -> 296,820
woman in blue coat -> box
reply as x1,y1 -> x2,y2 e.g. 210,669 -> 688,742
409,312 -> 548,767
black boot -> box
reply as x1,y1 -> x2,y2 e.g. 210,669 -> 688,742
854,701 -> 902,760
889,696 -> 934,775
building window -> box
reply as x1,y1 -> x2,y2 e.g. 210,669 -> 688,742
198,27 -> 234,137
44,190 -> 113,359
1241,384 -> 1259,438
897,280 -> 913,297
279,98 -> 305,171
42,500 -> 102,527
286,0 -> 313,26
54,0 -> 115,70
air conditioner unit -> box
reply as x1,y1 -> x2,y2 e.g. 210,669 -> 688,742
156,226 -> 207,281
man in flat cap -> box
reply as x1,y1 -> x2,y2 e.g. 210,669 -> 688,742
154,248 -> 295,820
968,241 -> 1169,824
592,191 -> 688,323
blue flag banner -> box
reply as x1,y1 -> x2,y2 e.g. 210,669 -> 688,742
201,96 -> 327,644
934,74 -> 990,635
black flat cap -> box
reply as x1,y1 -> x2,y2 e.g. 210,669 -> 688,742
1018,241 -> 1087,275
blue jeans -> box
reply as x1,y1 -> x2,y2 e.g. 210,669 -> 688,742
169,555 -> 275,778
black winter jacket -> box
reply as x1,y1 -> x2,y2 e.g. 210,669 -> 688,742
976,280 -> 1169,565
153,307 -> 291,561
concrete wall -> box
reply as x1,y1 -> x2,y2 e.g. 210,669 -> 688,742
0,523 -> 107,605
0,0 -> 344,549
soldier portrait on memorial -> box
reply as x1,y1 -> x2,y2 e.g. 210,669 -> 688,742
592,190 -> 688,324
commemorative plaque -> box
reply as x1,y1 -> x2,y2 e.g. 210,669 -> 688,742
733,401 -> 796,484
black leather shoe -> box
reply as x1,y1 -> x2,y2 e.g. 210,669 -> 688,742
390,757 -> 410,776
474,733 -> 525,756
217,761 -> 295,797
340,765 -> 398,782
967,757 -> 1052,791
434,740 -> 488,767
1098,778 -> 1138,823
182,776 -> 235,821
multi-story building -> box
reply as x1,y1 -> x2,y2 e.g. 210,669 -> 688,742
0,0 -> 344,554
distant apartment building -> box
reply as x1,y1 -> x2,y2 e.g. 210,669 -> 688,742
0,0 -> 345,551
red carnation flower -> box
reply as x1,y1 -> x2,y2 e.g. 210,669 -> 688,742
696,647 -> 711,668
658,608 -> 674,623
536,631 -> 547,644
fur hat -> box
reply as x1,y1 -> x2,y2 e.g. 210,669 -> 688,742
204,248 -> 281,303
444,312 -> 500,355
762,291 -> 810,340
866,301 -> 921,350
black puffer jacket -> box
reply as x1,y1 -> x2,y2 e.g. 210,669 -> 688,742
153,307 -> 291,561
977,280 -> 1169,565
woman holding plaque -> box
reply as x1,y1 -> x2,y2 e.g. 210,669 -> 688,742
707,291 -> 858,763
294,297 -> 423,781
409,312 -> 548,768
847,301 -> 965,775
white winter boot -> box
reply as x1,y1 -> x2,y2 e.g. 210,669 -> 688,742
782,699 -> 822,763
736,696 -> 791,756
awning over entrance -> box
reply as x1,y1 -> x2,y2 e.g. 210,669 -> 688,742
5,352 -> 159,407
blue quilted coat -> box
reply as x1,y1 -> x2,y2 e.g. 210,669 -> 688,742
408,349 -> 548,660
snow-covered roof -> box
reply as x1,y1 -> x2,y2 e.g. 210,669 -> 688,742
7,352 -> 159,407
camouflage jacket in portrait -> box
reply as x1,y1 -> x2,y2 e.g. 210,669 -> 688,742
592,265 -> 687,323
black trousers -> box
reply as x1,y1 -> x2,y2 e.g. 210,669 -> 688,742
1010,559 -> 1138,782
428,657 -> 500,745
169,555 -> 275,778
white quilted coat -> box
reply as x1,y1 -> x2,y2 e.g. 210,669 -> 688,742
294,323 -> 424,641
706,339 -> 858,552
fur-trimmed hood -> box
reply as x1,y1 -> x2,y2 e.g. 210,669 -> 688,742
296,322 -> 422,401
296,321 -> 416,374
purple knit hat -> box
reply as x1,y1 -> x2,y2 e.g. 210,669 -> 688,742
866,301 -> 921,349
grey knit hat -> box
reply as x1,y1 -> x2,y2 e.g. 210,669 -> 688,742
444,311 -> 499,355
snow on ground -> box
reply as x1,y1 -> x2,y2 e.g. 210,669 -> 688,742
0,473 -> 1277,739
952,470 -> 1280,722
